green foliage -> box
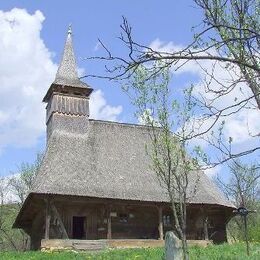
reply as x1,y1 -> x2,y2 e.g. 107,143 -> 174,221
123,62 -> 205,260
227,202 -> 260,242
0,243 -> 260,259
217,160 -> 260,243
9,152 -> 43,205
224,160 -> 260,206
0,204 -> 27,250
0,153 -> 43,250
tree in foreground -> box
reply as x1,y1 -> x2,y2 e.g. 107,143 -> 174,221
84,0 -> 259,255
124,63 -> 203,259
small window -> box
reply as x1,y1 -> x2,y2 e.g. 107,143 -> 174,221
163,215 -> 171,226
119,213 -> 128,223
110,212 -> 117,217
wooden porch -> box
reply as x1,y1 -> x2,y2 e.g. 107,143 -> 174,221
16,194 -> 232,249
43,196 -> 227,243
43,196 -> 172,242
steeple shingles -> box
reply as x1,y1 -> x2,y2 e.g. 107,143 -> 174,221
43,25 -> 92,102
54,25 -> 80,86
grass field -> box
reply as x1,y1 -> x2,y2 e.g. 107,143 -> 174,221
0,243 -> 259,260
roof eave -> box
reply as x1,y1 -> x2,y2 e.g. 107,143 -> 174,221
12,193 -> 33,229
42,83 -> 93,103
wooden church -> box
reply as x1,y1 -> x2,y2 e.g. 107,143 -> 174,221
13,27 -> 235,250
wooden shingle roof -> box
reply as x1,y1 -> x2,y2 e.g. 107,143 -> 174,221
31,119 -> 234,208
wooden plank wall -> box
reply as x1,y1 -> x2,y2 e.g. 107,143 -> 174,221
44,198 -> 229,244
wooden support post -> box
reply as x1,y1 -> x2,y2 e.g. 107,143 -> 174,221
204,216 -> 209,240
107,205 -> 112,239
201,207 -> 209,240
44,198 -> 51,239
158,205 -> 164,240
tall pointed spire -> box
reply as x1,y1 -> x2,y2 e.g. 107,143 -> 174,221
54,25 -> 81,86
43,25 -> 93,103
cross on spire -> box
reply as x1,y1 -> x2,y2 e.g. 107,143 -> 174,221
68,24 -> 72,35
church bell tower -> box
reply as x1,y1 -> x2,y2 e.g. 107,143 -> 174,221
43,26 -> 93,139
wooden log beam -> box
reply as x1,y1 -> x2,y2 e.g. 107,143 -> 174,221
107,205 -> 112,239
203,217 -> 209,240
38,193 -> 169,208
50,202 -> 69,239
200,207 -> 209,240
158,205 -> 164,240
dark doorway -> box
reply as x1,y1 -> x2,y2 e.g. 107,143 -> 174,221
72,216 -> 86,239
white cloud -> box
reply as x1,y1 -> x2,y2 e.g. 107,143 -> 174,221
224,109 -> 260,144
137,108 -> 160,126
94,41 -> 102,52
0,175 -> 19,204
0,8 -> 57,151
149,38 -> 260,146
204,165 -> 221,178
90,90 -> 123,121
149,38 -> 208,75
193,62 -> 260,145
0,8 -> 123,154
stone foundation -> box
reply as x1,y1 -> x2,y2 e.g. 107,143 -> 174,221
41,239 -> 212,251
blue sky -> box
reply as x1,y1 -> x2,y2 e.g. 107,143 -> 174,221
0,1 -> 259,177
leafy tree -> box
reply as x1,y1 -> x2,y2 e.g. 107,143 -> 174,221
217,160 -> 260,242
218,160 -> 260,206
9,153 -> 43,207
0,153 -> 43,251
125,64 -> 202,260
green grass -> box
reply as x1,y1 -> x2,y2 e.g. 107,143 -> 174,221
190,242 -> 260,260
0,243 -> 259,260
0,248 -> 160,260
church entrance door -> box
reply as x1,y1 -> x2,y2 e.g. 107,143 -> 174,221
72,216 -> 86,239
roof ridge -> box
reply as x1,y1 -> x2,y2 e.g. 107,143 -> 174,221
89,118 -> 160,129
